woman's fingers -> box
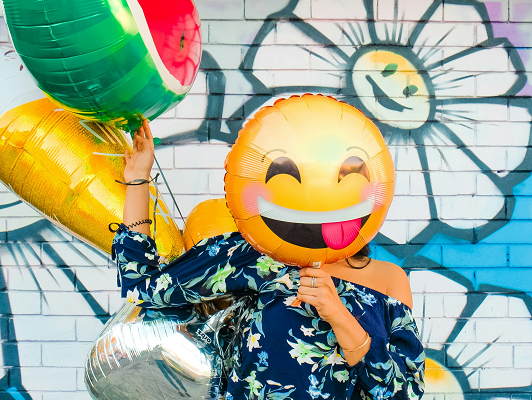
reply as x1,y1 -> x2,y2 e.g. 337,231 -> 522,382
296,293 -> 317,305
298,286 -> 320,295
299,268 -> 329,278
300,276 -> 322,288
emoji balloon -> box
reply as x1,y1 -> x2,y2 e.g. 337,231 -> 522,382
0,98 -> 184,261
224,94 -> 395,267
3,0 -> 202,131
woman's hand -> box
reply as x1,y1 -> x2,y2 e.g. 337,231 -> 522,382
124,120 -> 155,182
297,268 -> 347,324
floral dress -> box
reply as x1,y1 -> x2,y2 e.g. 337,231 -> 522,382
112,225 -> 425,400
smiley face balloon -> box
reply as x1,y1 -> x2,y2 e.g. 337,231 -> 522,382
224,94 -> 395,267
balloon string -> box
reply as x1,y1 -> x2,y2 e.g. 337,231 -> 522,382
153,154 -> 196,247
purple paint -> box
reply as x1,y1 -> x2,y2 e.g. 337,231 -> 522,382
484,1 -> 504,22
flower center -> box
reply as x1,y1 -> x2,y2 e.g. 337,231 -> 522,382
352,50 -> 430,130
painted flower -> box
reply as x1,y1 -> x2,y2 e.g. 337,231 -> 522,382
247,332 -> 262,352
154,273 -> 172,294
235,0 -> 531,251
411,270 -> 532,396
230,369 -> 239,383
287,338 -> 322,364
256,255 -> 284,277
145,252 -> 155,260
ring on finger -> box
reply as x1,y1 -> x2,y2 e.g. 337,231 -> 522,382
311,276 -> 317,288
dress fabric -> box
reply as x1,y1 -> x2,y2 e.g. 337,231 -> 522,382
112,225 -> 425,400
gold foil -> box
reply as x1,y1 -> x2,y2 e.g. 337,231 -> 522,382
0,98 -> 184,261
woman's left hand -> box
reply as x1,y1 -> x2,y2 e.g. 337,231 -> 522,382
298,268 -> 346,324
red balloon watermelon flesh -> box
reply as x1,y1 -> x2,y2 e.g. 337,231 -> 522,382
128,0 -> 202,91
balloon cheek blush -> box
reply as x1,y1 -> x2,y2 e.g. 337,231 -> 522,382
224,94 -> 395,267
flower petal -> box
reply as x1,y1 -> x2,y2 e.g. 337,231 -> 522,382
374,0 -> 439,45
448,295 -> 532,388
409,271 -> 468,348
414,4 -> 488,63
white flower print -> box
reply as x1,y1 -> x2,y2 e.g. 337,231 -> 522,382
126,287 -> 143,305
287,338 -> 322,365
145,252 -> 154,260
154,273 -> 172,294
230,369 -> 239,383
124,261 -> 138,272
274,273 -> 294,289
133,235 -> 144,242
284,295 -> 299,307
300,325 -> 315,337
247,332 -> 262,352
325,348 -> 346,366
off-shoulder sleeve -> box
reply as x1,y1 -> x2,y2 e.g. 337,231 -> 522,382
352,300 -> 425,400
111,224 -> 289,308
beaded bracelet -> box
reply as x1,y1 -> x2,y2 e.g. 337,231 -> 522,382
128,219 -> 152,229
342,333 -> 370,353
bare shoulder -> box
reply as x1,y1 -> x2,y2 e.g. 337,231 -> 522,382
371,260 -> 413,308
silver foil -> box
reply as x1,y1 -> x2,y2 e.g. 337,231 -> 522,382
85,300 -> 246,399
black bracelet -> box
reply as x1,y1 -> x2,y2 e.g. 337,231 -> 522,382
115,173 -> 159,186
128,219 -> 152,229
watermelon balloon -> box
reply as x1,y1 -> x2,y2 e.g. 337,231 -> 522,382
2,0 -> 202,131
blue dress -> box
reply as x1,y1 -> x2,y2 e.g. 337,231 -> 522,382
112,226 -> 425,400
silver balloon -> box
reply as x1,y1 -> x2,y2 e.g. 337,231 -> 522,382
85,299 -> 246,399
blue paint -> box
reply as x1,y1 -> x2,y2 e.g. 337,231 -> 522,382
442,244 -> 508,268
7,387 -> 26,400
509,245 -> 532,267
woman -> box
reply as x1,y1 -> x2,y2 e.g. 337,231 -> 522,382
113,121 -> 425,399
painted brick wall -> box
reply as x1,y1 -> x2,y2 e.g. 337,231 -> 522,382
0,0 -> 531,399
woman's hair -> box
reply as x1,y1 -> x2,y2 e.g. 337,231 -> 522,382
353,243 -> 370,258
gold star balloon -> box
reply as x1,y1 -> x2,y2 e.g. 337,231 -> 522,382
0,98 -> 184,260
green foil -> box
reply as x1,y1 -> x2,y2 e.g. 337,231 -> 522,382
3,0 -> 189,131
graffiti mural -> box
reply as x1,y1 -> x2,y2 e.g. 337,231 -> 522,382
0,0 -> 531,398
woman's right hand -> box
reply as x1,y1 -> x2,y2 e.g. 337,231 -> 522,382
124,119 -> 155,182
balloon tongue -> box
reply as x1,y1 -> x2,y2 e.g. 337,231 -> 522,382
322,219 -> 361,250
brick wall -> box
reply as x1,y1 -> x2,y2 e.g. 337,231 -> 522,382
0,0 -> 531,398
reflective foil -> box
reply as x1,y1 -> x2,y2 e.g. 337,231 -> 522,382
3,0 -> 202,131
85,300 -> 246,399
0,98 -> 184,260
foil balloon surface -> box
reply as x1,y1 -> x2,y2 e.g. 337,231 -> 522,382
225,94 -> 395,267
0,98 -> 184,260
3,0 -> 202,131
183,198 -> 238,251
85,300 -> 247,399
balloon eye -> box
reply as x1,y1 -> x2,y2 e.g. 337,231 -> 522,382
338,156 -> 369,182
266,157 -> 301,184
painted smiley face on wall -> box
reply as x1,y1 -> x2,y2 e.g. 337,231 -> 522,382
225,94 -> 395,267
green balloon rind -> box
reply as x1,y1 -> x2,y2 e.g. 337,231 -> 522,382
3,0 -> 193,131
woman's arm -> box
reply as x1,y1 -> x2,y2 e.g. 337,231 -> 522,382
297,267 -> 371,365
297,268 -> 425,399
122,120 -> 155,235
